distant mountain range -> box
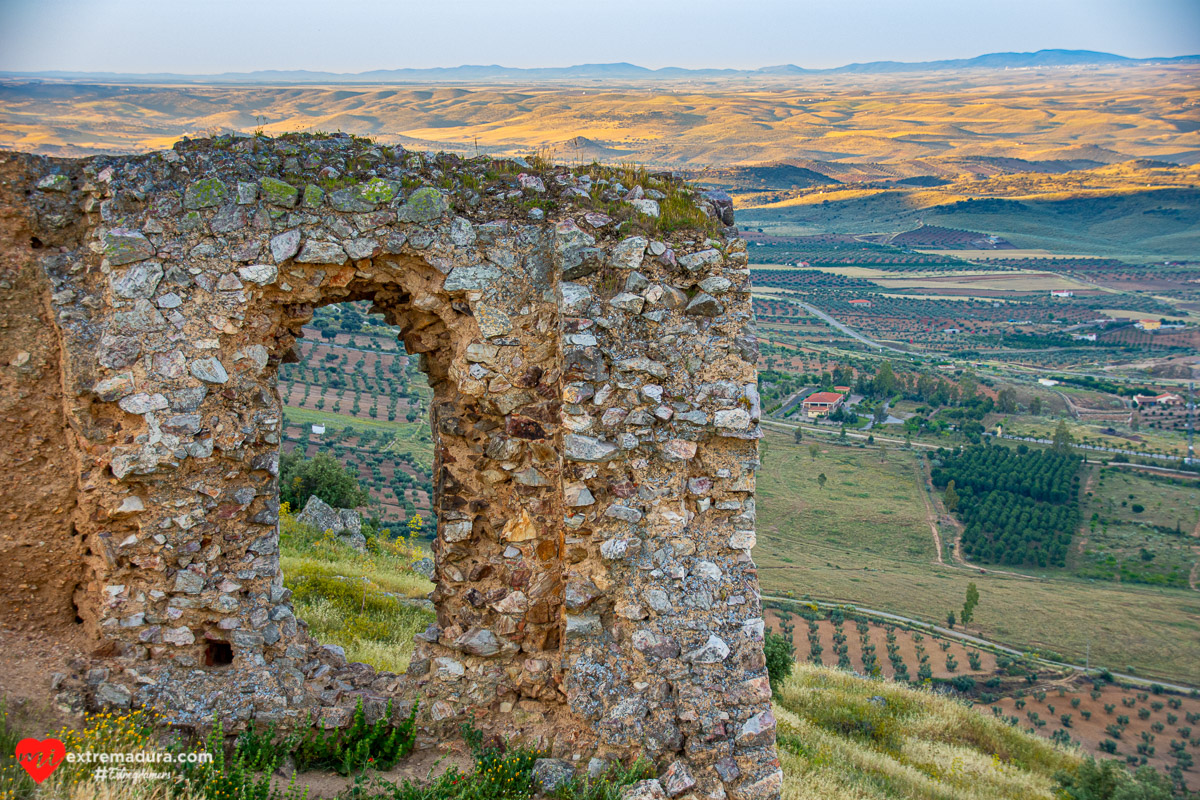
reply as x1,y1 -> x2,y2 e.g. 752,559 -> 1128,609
3,50 -> 1197,84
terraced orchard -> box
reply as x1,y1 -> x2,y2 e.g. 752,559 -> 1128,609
988,679 -> 1200,792
278,301 -> 435,526
765,606 -> 998,683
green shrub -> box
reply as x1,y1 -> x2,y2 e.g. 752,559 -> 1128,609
0,701 -> 34,800
1055,757 -> 1174,800
199,719 -> 278,800
235,699 -> 416,778
764,630 -> 795,692
548,759 -> 655,800
372,725 -> 544,800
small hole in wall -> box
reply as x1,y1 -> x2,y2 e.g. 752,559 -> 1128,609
205,641 -> 234,667
30,236 -> 43,249
69,588 -> 83,624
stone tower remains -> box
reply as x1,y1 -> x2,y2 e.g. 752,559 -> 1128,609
0,134 -> 779,799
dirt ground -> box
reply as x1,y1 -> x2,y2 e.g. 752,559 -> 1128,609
269,747 -> 475,799
0,622 -> 93,736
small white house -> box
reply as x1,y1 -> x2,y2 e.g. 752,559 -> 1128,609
312,424 -> 326,435
1037,378 -> 1059,387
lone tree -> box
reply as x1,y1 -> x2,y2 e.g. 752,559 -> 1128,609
281,451 -> 371,511
817,472 -> 828,491
947,610 -> 956,628
961,582 -> 980,625
996,387 -> 1018,414
1052,419 -> 1075,454
943,479 -> 959,512
959,372 -> 978,400
874,361 -> 897,397
794,426 -> 803,443
809,444 -> 820,461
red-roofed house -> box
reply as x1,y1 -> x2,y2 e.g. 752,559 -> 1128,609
802,391 -> 845,418
1133,392 -> 1183,408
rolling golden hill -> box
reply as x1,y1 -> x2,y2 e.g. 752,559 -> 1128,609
3,63 -> 1196,255
1,64 -> 1196,173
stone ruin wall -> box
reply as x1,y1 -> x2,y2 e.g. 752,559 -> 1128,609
0,134 -> 780,800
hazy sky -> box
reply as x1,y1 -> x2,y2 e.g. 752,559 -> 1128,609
1,0 -> 1197,73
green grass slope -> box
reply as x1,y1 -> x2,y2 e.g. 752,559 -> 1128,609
775,664 -> 1079,799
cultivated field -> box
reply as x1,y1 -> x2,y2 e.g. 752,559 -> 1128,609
765,609 -> 999,682
988,679 -> 1200,790
756,430 -> 1200,684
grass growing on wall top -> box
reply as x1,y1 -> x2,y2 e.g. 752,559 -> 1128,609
572,161 -> 726,236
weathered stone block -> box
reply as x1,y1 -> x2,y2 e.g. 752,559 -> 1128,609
183,178 -> 227,209
104,229 -> 155,266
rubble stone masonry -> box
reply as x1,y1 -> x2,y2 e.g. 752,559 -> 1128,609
0,133 -> 779,799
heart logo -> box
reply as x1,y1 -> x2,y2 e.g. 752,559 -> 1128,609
15,738 -> 66,784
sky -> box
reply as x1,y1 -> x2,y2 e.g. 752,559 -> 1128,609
0,0 -> 1197,74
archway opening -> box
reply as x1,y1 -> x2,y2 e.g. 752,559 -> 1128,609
274,294 -> 439,675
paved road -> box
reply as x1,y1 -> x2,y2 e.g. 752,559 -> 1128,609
1103,461 -> 1200,479
794,301 -> 910,354
985,431 -> 1186,463
761,418 -> 938,451
762,418 -> 1191,471
776,387 -> 814,419
763,595 -> 1197,693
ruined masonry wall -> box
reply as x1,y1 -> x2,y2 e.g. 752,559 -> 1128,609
0,134 -> 780,800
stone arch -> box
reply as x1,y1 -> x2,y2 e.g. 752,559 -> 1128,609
247,240 -> 571,708
0,135 -> 781,799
